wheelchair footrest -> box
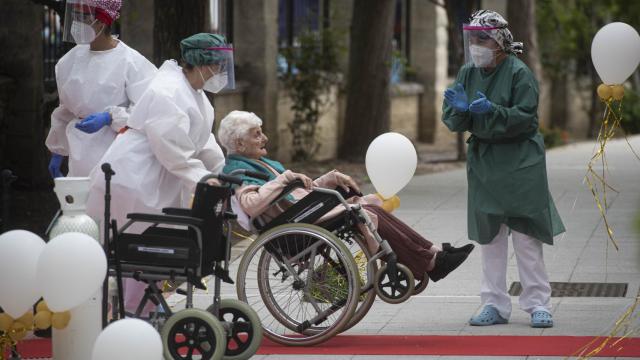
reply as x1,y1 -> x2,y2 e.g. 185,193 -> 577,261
215,266 -> 234,284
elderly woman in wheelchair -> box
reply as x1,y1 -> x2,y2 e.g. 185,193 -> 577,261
218,111 -> 474,346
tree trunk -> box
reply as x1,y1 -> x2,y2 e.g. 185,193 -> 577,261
507,0 -> 542,82
153,0 -> 207,66
549,73 -> 568,130
443,0 -> 475,161
339,0 -> 395,161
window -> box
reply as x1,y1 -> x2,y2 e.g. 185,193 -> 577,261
391,0 -> 411,83
277,0 -> 330,74
278,0 -> 327,48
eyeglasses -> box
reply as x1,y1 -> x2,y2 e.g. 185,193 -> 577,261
472,32 -> 492,41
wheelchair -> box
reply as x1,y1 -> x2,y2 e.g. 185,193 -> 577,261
101,164 -> 264,360
233,179 -> 430,346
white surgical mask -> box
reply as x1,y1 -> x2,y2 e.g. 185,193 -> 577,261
198,67 -> 228,93
71,20 -> 99,44
469,45 -> 495,67
204,73 -> 228,93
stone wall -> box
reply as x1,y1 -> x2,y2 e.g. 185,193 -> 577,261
233,0 -> 280,154
410,1 -> 453,150
276,85 -> 340,162
210,82 -> 248,134
390,83 -> 424,141
277,83 -> 424,162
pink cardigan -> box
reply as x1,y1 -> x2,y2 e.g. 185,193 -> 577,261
235,166 -> 383,253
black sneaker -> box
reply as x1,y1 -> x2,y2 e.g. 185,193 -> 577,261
427,251 -> 469,282
442,242 -> 475,254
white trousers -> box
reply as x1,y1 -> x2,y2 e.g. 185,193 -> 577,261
480,224 -> 552,319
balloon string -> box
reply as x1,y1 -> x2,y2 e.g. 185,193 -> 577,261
585,97 -> 621,251
0,332 -> 17,360
571,296 -> 640,359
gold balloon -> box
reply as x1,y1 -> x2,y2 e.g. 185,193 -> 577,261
611,85 -> 625,101
381,198 -> 394,212
51,311 -> 71,329
36,300 -> 50,313
597,84 -> 612,101
34,311 -> 52,330
0,313 -> 13,332
391,195 -> 401,210
9,322 -> 26,341
16,311 -> 33,329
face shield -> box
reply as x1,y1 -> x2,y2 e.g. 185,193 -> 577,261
463,24 -> 503,68
62,0 -> 101,44
203,46 -> 235,93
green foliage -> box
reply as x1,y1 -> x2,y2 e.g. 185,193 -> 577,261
620,88 -> 640,135
539,126 -> 568,149
280,27 -> 344,161
537,0 -> 640,80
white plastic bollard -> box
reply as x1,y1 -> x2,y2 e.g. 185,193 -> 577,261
49,177 -> 102,360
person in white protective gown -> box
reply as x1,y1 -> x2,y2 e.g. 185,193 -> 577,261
45,0 -> 157,178
88,33 -> 233,314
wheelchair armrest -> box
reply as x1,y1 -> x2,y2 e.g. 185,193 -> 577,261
270,179 -> 306,205
336,186 -> 363,199
162,207 -> 191,217
252,179 -> 306,230
126,213 -> 203,228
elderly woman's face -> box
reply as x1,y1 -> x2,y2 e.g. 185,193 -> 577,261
238,126 -> 268,159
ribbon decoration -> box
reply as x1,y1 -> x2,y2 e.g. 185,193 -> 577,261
585,84 -> 640,251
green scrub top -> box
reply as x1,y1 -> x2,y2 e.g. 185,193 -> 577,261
442,55 -> 565,245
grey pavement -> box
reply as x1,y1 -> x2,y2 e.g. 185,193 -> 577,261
168,136 -> 640,359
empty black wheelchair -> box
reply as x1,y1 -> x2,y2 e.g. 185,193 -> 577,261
101,164 -> 265,360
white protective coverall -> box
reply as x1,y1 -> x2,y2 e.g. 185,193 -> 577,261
45,40 -> 157,176
87,60 -> 226,312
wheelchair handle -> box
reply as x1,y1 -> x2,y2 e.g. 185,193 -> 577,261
199,173 -> 244,185
228,169 -> 270,181
101,162 -> 115,177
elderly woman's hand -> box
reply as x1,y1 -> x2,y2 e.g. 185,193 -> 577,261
278,170 -> 313,190
292,172 -> 313,190
335,172 -> 360,193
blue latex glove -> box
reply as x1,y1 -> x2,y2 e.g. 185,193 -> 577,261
48,154 -> 64,179
444,83 -> 469,112
469,91 -> 493,114
75,112 -> 112,134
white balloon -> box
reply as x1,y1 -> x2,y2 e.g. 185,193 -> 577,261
0,230 -> 45,318
36,232 -> 107,312
591,22 -> 640,85
365,132 -> 417,199
92,318 -> 162,360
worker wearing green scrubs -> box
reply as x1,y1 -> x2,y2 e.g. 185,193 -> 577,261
442,10 -> 565,328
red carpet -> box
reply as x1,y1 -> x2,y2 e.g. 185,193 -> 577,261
8,335 -> 640,358
257,335 -> 640,357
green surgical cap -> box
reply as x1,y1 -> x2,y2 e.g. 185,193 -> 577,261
180,33 -> 228,66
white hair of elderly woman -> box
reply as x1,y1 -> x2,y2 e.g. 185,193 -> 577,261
218,110 -> 263,153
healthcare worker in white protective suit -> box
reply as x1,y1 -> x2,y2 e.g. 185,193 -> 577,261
45,0 -> 157,178
88,33 -> 231,314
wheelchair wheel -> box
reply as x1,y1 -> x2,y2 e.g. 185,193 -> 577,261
236,223 -> 359,346
374,263 -> 414,304
161,308 -> 226,360
206,299 -> 263,360
413,272 -> 429,295
338,233 -> 377,333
